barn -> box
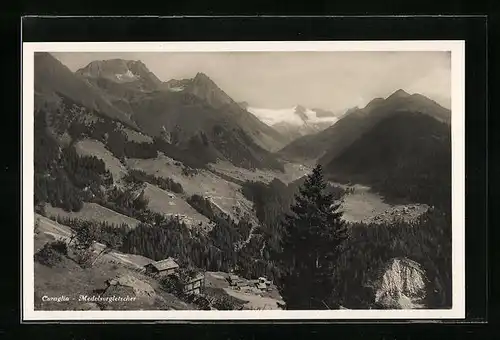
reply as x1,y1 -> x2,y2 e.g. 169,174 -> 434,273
144,257 -> 179,276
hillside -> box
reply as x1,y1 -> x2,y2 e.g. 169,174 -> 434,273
75,59 -> 288,169
128,89 -> 284,171
277,89 -> 451,164
324,111 -> 451,209
34,53 -> 135,126
34,214 -> 197,311
163,72 -> 288,152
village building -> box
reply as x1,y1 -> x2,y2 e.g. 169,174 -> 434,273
183,273 -> 206,295
227,274 -> 241,286
256,282 -> 267,291
258,277 -> 269,284
255,277 -> 272,291
144,257 -> 179,276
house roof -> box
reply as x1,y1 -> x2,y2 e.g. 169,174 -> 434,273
256,283 -> 267,289
146,257 -> 179,271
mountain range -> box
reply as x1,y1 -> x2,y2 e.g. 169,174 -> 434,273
34,52 -> 451,207
324,110 -> 451,208
277,88 -> 451,165
246,104 -> 342,142
35,53 -> 290,171
34,53 -> 136,126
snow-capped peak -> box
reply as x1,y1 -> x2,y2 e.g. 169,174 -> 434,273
247,105 -> 339,127
246,105 -> 340,140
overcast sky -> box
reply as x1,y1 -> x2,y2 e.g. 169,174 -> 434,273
52,51 -> 451,112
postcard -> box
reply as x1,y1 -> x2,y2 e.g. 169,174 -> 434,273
22,40 -> 465,321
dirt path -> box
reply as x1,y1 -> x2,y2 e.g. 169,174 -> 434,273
35,214 -> 154,269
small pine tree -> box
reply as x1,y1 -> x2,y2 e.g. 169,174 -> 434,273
277,164 -> 348,310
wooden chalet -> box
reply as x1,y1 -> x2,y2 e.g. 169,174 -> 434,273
144,257 -> 179,276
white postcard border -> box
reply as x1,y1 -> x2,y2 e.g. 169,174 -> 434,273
22,40 -> 466,321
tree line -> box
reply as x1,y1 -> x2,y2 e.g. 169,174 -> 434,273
34,111 -> 112,212
39,161 -> 452,310
239,166 -> 451,309
124,169 -> 184,194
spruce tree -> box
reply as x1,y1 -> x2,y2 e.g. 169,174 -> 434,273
277,164 -> 348,310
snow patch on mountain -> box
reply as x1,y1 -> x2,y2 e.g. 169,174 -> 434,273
115,69 -> 138,82
168,86 -> 185,92
247,105 -> 339,127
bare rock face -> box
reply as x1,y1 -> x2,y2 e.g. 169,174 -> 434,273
371,257 -> 427,309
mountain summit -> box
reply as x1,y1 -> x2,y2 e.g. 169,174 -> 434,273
164,72 -> 241,110
186,72 -> 235,108
246,104 -> 340,142
36,55 -> 288,170
387,88 -> 411,99
34,53 -> 135,125
76,59 -> 162,90
278,90 -> 451,164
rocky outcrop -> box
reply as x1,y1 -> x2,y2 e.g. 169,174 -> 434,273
105,274 -> 156,298
371,257 -> 427,309
98,274 -> 159,310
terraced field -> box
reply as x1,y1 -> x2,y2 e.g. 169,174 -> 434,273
142,183 -> 211,229
122,127 -> 153,143
45,202 -> 141,228
208,160 -> 311,185
127,154 -> 257,225
33,214 -> 194,311
74,138 -> 128,183
339,184 -> 428,224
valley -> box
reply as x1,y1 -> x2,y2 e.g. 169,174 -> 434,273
339,184 -> 429,224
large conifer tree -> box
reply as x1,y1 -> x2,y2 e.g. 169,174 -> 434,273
277,164 -> 348,309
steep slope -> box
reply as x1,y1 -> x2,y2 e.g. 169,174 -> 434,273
127,90 -> 283,170
162,73 -> 289,152
76,59 -> 288,153
277,89 -> 451,164
76,59 -> 162,91
34,52 -> 135,126
324,111 -> 451,209
75,61 -> 286,170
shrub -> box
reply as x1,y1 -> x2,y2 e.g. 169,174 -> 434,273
124,170 -> 184,194
191,295 -> 211,310
35,203 -> 46,216
211,295 -> 241,310
34,218 -> 41,235
50,239 -> 69,256
182,166 -> 198,177
160,276 -> 182,295
73,248 -> 94,269
34,240 -> 68,267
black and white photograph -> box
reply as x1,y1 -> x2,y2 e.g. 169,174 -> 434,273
22,41 -> 465,320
